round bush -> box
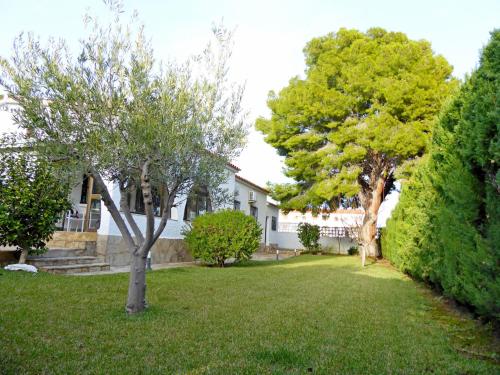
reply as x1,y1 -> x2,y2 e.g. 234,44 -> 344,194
183,210 -> 262,267
297,222 -> 321,254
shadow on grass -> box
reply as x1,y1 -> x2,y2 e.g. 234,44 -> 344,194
1,255 -> 498,374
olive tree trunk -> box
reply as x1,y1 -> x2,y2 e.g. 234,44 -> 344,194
18,248 -> 29,264
92,162 -> 176,315
126,252 -> 148,313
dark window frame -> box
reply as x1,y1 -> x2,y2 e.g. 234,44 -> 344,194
184,187 -> 212,221
128,185 -> 163,217
234,200 -> 241,210
250,205 -> 258,220
271,216 -> 277,231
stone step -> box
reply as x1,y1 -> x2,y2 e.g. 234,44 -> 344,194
40,263 -> 110,275
39,248 -> 89,257
27,256 -> 99,267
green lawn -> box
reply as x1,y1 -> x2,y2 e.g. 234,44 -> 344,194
0,255 -> 497,374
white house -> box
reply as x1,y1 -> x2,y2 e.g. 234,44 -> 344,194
1,90 -> 375,266
54,164 -> 280,266
233,175 -> 280,247
0,91 -> 278,266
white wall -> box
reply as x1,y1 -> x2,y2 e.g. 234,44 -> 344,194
234,178 -> 269,242
216,170 -> 236,210
279,210 -> 364,228
0,95 -> 20,137
265,204 -> 280,246
98,168 -> 237,239
274,231 -> 356,254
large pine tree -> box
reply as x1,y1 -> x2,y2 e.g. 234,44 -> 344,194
257,28 -> 457,265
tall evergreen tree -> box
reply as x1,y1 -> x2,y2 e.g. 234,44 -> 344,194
257,28 -> 457,265
382,30 -> 499,319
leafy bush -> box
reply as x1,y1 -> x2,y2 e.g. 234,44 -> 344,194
183,209 -> 262,267
297,223 -> 321,254
0,153 -> 70,263
382,30 -> 500,321
347,246 -> 359,256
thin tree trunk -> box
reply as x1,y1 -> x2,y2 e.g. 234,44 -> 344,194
19,248 -> 28,264
119,183 -> 144,244
92,167 -> 179,314
125,160 -> 154,314
92,171 -> 136,250
125,252 -> 148,314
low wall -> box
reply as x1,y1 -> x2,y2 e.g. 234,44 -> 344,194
0,249 -> 17,266
273,232 -> 356,254
47,231 -> 97,251
97,235 -> 192,267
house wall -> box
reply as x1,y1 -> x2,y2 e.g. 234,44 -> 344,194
234,178 -> 268,242
96,169 -> 237,266
98,169 -> 236,240
279,210 -> 364,227
96,235 -> 192,267
0,95 -> 20,136
265,204 -> 280,246
273,232 -> 356,254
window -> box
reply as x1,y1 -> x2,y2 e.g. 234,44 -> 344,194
129,185 -> 162,217
234,200 -> 241,210
250,205 -> 258,220
184,187 -> 212,221
80,175 -> 98,204
271,216 -> 277,231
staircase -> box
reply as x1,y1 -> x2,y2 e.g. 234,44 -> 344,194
26,232 -> 110,275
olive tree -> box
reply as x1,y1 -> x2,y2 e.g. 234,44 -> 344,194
0,2 -> 247,313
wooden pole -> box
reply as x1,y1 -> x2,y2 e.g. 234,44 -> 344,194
83,176 -> 94,232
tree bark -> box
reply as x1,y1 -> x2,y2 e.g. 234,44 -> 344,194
19,248 -> 28,264
125,252 -> 148,314
92,167 -> 179,314
92,170 -> 136,250
359,176 -> 386,266
123,161 -> 154,314
119,183 -> 144,244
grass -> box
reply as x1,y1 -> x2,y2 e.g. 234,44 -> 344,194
0,255 -> 498,374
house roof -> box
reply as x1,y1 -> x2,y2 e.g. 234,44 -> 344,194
226,162 -> 241,172
266,201 -> 279,208
235,175 -> 269,194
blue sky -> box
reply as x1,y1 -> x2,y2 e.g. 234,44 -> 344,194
1,0 -> 498,186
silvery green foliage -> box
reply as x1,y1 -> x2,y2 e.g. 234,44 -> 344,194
0,1 -> 247,313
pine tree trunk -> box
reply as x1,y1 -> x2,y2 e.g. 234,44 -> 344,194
359,176 -> 386,266
19,248 -> 28,264
125,251 -> 148,314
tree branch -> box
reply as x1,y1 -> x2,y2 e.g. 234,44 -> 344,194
119,181 -> 145,245
152,185 -> 178,243
91,169 -> 137,251
139,159 -> 154,255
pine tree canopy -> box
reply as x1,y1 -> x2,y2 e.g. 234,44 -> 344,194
257,28 -> 458,211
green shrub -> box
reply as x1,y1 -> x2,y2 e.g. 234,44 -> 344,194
297,223 -> 321,254
382,30 -> 500,321
0,153 -> 70,263
183,209 -> 262,267
347,246 -> 359,256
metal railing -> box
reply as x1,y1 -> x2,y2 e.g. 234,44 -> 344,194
278,222 -> 360,239
55,211 -> 100,232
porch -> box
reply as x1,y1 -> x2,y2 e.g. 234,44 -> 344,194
56,175 -> 102,232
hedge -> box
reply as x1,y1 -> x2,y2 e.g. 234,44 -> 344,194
382,30 -> 499,320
